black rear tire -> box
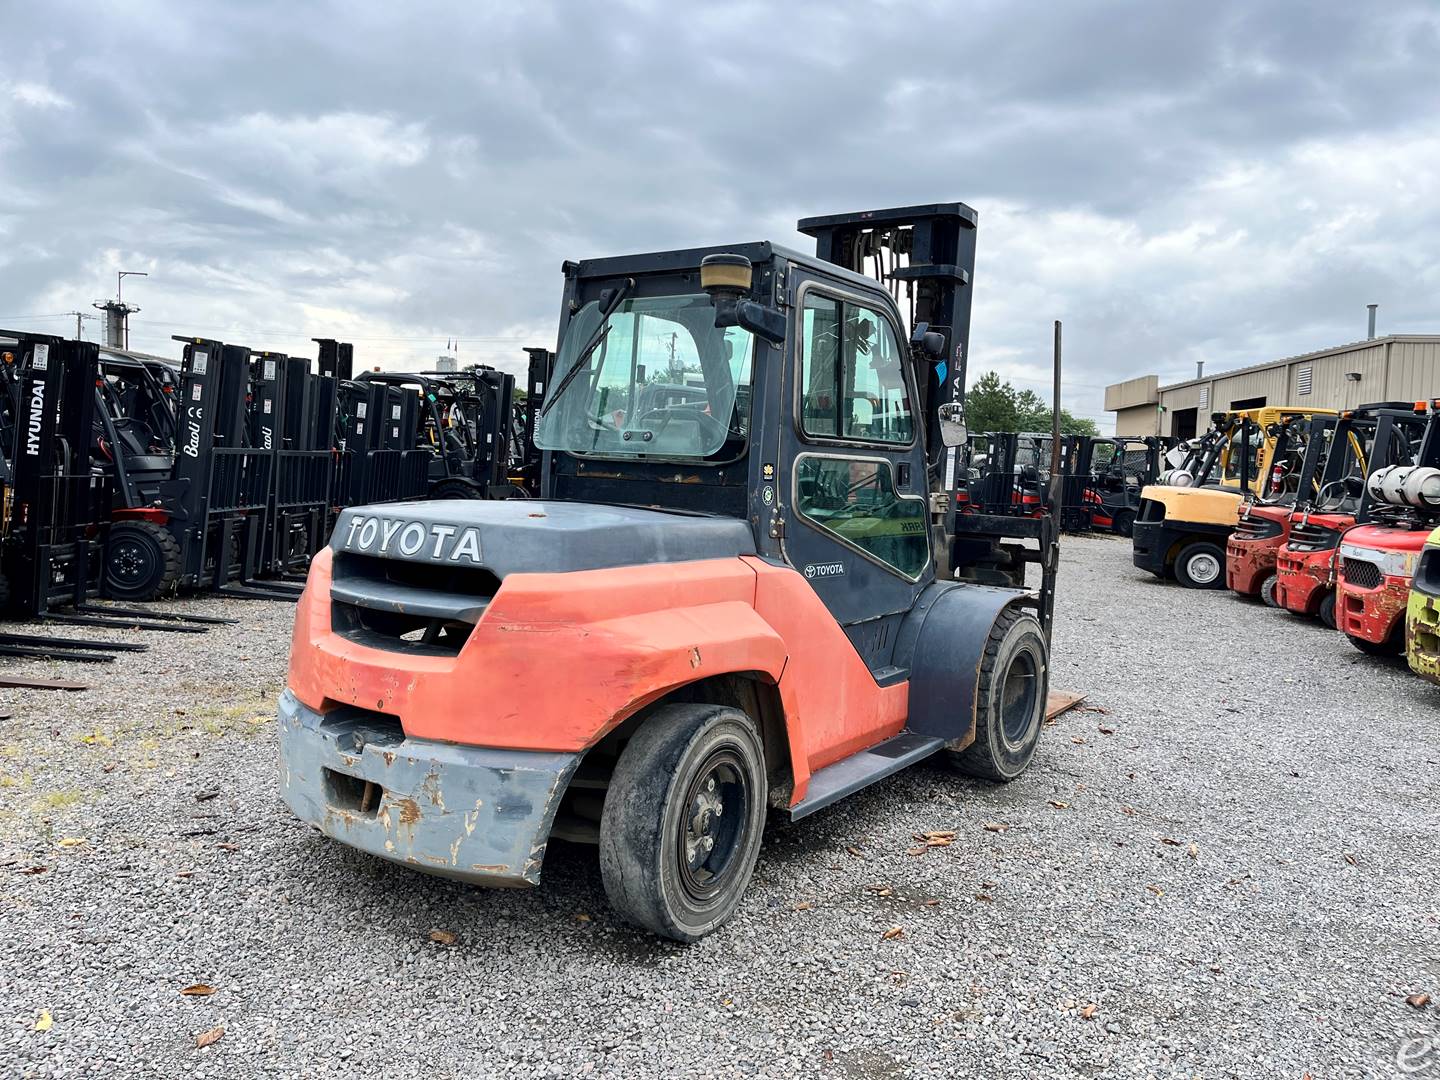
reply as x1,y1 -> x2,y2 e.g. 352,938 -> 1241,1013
949,607 -> 1048,782
1259,573 -> 1280,607
104,520 -> 181,601
1346,630 -> 1403,657
1175,542 -> 1226,589
1319,592 -> 1337,628
1112,508 -> 1136,538
430,478 -> 484,500
599,704 -> 767,942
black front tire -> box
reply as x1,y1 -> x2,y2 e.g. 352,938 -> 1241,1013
1319,592 -> 1337,628
104,520 -> 181,601
1112,508 -> 1136,538
950,607 -> 1048,782
1175,542 -> 1226,589
599,704 -> 767,942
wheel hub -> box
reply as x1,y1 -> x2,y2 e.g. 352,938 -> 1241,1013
685,781 -> 724,867
1189,553 -> 1220,584
675,748 -> 749,905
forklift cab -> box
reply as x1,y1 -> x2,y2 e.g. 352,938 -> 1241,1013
537,238 -> 943,652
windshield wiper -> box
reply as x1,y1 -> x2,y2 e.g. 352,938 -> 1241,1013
539,277 -> 634,420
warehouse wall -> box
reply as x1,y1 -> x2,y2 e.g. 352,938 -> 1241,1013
1104,375 -> 1159,412
1114,404 -> 1161,436
1121,336 -> 1440,435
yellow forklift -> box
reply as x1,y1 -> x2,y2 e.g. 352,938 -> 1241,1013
1131,406 -> 1336,589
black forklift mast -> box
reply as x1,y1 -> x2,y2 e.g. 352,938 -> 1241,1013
513,347 -> 553,493
253,350 -> 335,578
798,203 -> 1059,637
5,334 -> 106,618
164,337 -> 274,590
1190,413 -> 1242,487
798,203 -> 977,477
1278,415 -> 1339,513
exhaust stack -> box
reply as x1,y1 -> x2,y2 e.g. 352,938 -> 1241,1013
1367,303 -> 1378,340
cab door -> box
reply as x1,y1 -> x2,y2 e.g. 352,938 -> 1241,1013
776,275 -> 933,676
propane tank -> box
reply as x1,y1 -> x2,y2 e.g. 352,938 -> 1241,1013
1369,464 -> 1440,508
1401,466 -> 1440,508
1159,468 -> 1194,488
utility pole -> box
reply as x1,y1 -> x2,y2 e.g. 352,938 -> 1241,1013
65,311 -> 98,340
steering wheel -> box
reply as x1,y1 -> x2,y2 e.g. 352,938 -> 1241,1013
633,406 -> 728,444
1312,478 -> 1349,513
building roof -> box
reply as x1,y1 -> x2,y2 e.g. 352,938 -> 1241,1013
1158,334 -> 1440,393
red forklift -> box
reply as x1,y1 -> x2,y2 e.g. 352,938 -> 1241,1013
277,202 -> 1066,941
1332,402 -> 1440,654
1224,413 -> 1328,606
1275,402 -> 1432,629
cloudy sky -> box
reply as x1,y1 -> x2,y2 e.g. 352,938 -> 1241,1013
2,1 -> 1437,430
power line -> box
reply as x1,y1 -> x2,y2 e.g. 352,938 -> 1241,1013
128,319 -> 540,343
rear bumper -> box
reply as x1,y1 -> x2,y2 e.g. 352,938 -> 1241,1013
1335,576 -> 1411,644
1132,520 -> 1231,578
1131,521 -> 1171,577
1225,536 -> 1284,595
1407,588 -> 1440,684
277,689 -> 582,887
1275,549 -> 1333,615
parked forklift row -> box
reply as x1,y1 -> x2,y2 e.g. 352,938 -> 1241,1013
0,330 -> 551,618
1129,402 -> 1440,685
956,430 -> 1176,536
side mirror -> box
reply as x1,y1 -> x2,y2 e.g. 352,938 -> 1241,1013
735,300 -> 786,345
909,322 -> 945,361
938,402 -> 968,447
700,252 -> 786,344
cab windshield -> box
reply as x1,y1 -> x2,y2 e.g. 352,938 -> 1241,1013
535,293 -> 754,459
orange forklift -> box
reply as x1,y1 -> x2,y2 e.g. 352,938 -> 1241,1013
1274,402 -> 1429,627
1332,402 -> 1440,654
1224,413 -> 1325,605
277,203 -> 1067,941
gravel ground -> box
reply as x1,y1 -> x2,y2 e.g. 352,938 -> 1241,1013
0,534 -> 1437,1078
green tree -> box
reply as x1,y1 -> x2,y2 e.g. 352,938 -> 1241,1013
963,371 -> 1097,436
964,371 -> 1019,434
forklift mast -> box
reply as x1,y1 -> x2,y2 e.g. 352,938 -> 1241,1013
5,335 -> 109,616
799,203 -> 1059,632
798,203 -> 977,476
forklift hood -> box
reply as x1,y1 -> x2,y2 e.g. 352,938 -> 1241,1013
1138,484 -> 1244,527
330,499 -> 756,576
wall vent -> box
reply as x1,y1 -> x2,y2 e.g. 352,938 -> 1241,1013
1297,365 -> 1313,396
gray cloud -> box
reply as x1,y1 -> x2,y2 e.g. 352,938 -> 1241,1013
1,0 -> 1437,426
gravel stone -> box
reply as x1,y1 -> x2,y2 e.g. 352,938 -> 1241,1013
0,535 -> 1436,1078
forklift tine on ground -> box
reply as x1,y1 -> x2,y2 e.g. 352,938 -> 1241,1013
0,643 -> 117,663
73,604 -> 237,626
0,631 -> 147,653
38,614 -> 210,634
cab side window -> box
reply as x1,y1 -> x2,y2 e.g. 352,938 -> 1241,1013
800,295 -> 913,444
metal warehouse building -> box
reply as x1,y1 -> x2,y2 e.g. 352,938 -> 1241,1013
1106,334 -> 1440,439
